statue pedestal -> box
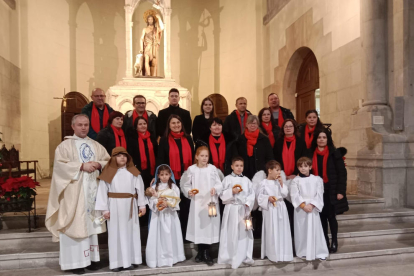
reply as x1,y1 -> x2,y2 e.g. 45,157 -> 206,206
107,77 -> 191,114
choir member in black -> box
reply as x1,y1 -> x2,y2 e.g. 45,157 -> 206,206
123,95 -> 157,139
81,87 -> 114,140
268,93 -> 294,130
310,128 -> 348,253
258,107 -> 278,148
157,114 -> 195,239
127,116 -> 158,187
96,111 -> 127,155
192,97 -> 216,143
298,109 -> 325,149
156,88 -> 192,138
273,119 -> 307,244
223,97 -> 252,142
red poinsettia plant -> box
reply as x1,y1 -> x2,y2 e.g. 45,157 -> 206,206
0,176 -> 40,201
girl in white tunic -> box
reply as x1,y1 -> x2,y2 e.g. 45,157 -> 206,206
181,146 -> 223,266
290,157 -> 329,261
257,160 -> 293,262
217,157 -> 255,269
146,164 -> 186,268
95,147 -> 147,272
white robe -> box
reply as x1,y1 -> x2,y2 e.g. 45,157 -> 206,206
217,175 -> 255,269
57,136 -> 108,270
146,182 -> 186,268
181,164 -> 223,244
95,168 -> 147,269
252,170 -> 287,210
257,179 -> 293,262
290,175 -> 329,260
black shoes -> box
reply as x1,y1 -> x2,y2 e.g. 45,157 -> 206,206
86,262 -> 100,271
203,250 -> 214,266
111,267 -> 122,272
195,250 -> 204,263
71,268 -> 85,275
330,240 -> 338,253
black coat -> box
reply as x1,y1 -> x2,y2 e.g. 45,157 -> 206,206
81,102 -> 114,140
229,133 -> 274,179
192,115 -> 212,143
298,123 -> 328,149
96,126 -> 124,155
157,135 -> 195,177
311,146 -> 348,214
273,136 -> 308,176
195,132 -> 231,174
123,110 -> 157,140
259,122 -> 280,144
156,105 -> 192,138
126,129 -> 158,188
223,110 -> 252,142
271,105 -> 294,126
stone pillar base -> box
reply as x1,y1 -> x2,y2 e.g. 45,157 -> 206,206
107,77 -> 192,115
342,105 -> 409,207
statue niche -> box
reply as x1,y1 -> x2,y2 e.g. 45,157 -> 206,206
134,9 -> 164,77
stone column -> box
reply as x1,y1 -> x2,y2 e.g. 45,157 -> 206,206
125,5 -> 134,78
163,7 -> 172,79
361,0 -> 388,106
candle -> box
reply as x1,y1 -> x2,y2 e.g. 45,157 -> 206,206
208,202 -> 217,217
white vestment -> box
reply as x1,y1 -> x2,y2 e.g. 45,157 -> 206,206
257,179 -> 293,262
252,170 -> 287,210
217,175 -> 255,269
95,168 -> 147,269
181,164 -> 223,244
146,182 -> 185,268
57,136 -> 109,270
290,175 -> 329,260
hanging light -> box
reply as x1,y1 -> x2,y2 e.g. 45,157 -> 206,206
244,213 -> 253,231
208,201 -> 217,217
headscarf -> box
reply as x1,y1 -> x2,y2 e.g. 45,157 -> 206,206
98,147 -> 140,184
153,164 -> 176,185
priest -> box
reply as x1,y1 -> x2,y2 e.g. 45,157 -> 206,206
45,114 -> 110,274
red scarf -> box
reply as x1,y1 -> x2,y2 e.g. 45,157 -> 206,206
282,136 -> 296,175
168,131 -> 193,179
110,125 -> 127,149
245,129 -> 259,157
209,134 -> 226,171
312,147 -> 329,183
138,131 -> 155,175
277,107 -> 285,128
304,125 -> 315,149
261,122 -> 275,147
91,103 -> 109,134
132,110 -> 148,126
236,110 -> 248,131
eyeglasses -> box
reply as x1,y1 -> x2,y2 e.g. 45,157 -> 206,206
284,125 -> 294,129
135,102 -> 146,105
93,95 -> 106,98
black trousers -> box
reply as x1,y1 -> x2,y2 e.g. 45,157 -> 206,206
176,179 -> 190,240
320,192 -> 338,243
197,244 -> 211,252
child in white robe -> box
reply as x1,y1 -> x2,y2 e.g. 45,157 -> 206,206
146,164 -> 186,268
181,146 -> 223,266
290,157 -> 329,261
257,160 -> 293,262
217,156 -> 255,269
95,147 -> 147,272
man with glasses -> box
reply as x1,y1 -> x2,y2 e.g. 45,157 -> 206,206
123,95 -> 157,139
81,88 -> 114,140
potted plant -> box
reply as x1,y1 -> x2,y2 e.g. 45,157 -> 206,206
0,176 -> 40,212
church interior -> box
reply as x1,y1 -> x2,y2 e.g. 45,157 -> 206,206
1,0 -> 414,275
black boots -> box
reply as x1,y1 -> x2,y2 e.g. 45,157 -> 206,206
330,239 -> 338,253
203,250 -> 214,266
195,250 -> 204,263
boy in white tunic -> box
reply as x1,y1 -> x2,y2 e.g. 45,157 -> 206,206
257,160 -> 293,262
146,164 -> 186,268
181,146 -> 223,266
95,147 -> 147,272
290,157 -> 329,261
217,157 -> 255,269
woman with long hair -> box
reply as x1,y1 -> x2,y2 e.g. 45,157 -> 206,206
298,110 -> 325,149
310,128 -> 348,253
192,97 -> 217,143
96,111 -> 127,155
258,107 -> 278,147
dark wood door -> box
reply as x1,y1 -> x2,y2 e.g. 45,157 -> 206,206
61,92 -> 89,141
296,52 -> 319,124
208,94 -> 228,122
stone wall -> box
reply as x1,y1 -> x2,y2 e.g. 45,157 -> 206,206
0,0 -> 21,150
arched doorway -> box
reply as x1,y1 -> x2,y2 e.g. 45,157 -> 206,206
295,52 -> 319,124
208,94 -> 228,122
61,92 -> 89,141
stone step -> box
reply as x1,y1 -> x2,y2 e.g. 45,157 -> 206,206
1,240 -> 414,275
347,195 -> 385,211
337,208 -> 414,226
